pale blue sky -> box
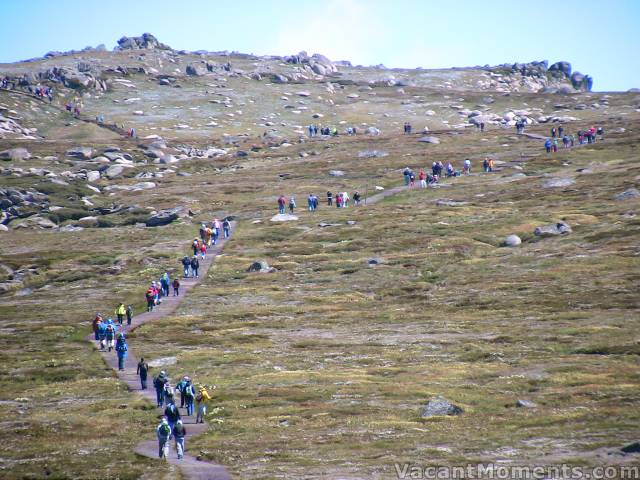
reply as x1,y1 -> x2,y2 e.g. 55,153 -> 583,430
1,0 -> 638,91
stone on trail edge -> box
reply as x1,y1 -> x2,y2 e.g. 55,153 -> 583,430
86,224 -> 235,480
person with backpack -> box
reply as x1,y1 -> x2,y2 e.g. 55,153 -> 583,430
558,126 -> 564,138
160,272 -> 170,297
545,138 -> 552,153
156,418 -> 171,459
463,159 -> 471,175
200,242 -> 207,259
173,419 -> 187,459
92,313 -> 103,340
190,256 -> 199,278
184,379 -> 196,416
196,386 -> 212,423
222,219 -> 231,239
164,382 -> 176,406
181,256 -> 191,278
192,239 -> 200,257
105,320 -> 116,352
115,333 -> 128,371
353,191 -> 361,206
154,371 -> 168,407
277,195 -> 286,214
199,223 -> 206,242
145,285 -> 156,312
172,278 -> 180,296
176,376 -> 188,408
137,357 -> 149,390
327,191 -> 333,206
164,400 -> 181,436
97,319 -> 107,350
288,196 -> 296,214
126,305 -> 133,325
115,303 -> 126,325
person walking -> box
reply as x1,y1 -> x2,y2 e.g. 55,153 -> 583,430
463,159 -> 471,175
115,303 -> 126,326
200,242 -> 207,260
196,386 -> 211,423
173,419 -> 186,460
164,401 -> 181,437
222,218 -> 231,239
137,357 -> 149,390
97,319 -> 107,350
277,195 -> 286,214
172,278 -> 180,296
545,138 -> 552,153
92,313 -> 103,341
176,376 -> 188,408
327,191 -> 333,206
190,256 -> 200,278
126,305 -> 133,326
115,333 -> 128,371
181,256 -> 191,278
419,170 -> 427,188
154,371 -> 168,407
145,285 -> 156,312
288,196 -> 296,214
184,379 -> 196,416
353,191 -> 361,206
160,272 -> 170,297
157,418 -> 171,459
105,320 -> 116,352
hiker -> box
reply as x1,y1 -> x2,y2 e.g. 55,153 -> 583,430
184,379 -> 196,416
551,126 -> 556,138
277,195 -> 286,214
409,172 -> 416,187
126,305 -> 133,325
105,319 -> 116,352
307,194 -> 315,212
115,333 -> 128,371
488,158 -> 495,172
597,126 -> 604,140
154,371 -> 168,407
160,272 -> 170,297
570,134 -> 575,147
146,284 -> 156,312
137,357 -> 149,389
97,318 -> 107,350
419,169 -> 427,188
553,138 -> 559,153
558,126 -> 564,138
463,159 -> 471,175
327,191 -> 333,206
92,313 -> 103,341
342,191 -> 350,208
190,256 -> 200,278
172,278 -> 180,296
336,193 -> 343,208
483,158 -> 490,173
196,386 -> 211,423
164,381 -> 176,406
173,419 -> 187,459
199,223 -> 206,242
562,135 -> 570,149
446,163 -> 455,177
212,219 -> 221,245
200,242 -> 207,259
115,303 -> 126,325
164,401 -> 181,436
403,167 -> 412,186
157,418 -> 171,459
480,122 -> 485,132
545,138 -> 552,153
176,376 -> 187,407
353,191 -> 361,205
204,226 -> 212,247
223,218 -> 231,239
288,196 -> 296,214
192,239 -> 200,256
181,256 -> 191,278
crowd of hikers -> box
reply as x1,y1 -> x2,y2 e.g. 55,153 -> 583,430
308,124 -> 359,137
277,191 -> 364,214
89,224 -> 225,461
544,125 -> 604,153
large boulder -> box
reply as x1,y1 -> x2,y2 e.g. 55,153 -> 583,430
0,148 -> 31,161
613,188 -> 640,201
570,72 -> 593,91
504,234 -> 522,247
247,260 -> 275,273
145,207 -> 184,227
421,396 -> 464,418
104,165 -> 124,179
418,136 -> 440,144
548,61 -> 572,77
66,147 -> 94,160
186,64 -> 206,76
116,33 -> 170,50
534,221 -> 572,237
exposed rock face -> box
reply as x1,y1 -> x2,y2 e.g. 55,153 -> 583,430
247,261 -> 275,273
116,33 -> 171,51
186,64 -> 206,76
421,396 -> 464,418
145,207 -> 184,227
284,51 -> 338,76
534,221 -> 572,237
485,60 -> 592,92
0,148 -> 31,161
570,71 -> 593,91
66,147 -> 94,160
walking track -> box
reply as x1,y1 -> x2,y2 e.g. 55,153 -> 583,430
86,225 -> 235,480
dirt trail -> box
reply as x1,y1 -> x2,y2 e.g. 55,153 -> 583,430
86,225 -> 235,480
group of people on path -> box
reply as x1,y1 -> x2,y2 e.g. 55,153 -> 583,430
278,191 -> 362,214
150,369 -> 213,459
308,125 -> 359,137
145,272 -> 176,312
92,313 -> 130,370
402,158 -> 478,188
544,125 -> 603,153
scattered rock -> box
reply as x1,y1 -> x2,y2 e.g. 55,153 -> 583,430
0,148 -> 31,161
543,177 -> 575,188
421,396 -> 464,418
270,213 -> 298,222
614,188 -> 640,201
367,258 -> 383,266
504,234 -> 522,247
534,221 -> 572,236
329,170 -> 345,177
247,260 -> 275,273
66,147 -> 94,160
365,126 -> 380,135
418,136 -> 440,144
436,199 -> 469,207
86,171 -> 101,183
515,399 -> 537,408
146,207 -> 184,227
104,165 -> 124,179
621,442 -> 640,454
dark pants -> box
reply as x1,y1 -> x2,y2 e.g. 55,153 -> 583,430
174,287 -> 179,296
147,300 -> 154,312
192,268 -> 198,277
141,376 -> 147,390
186,396 -> 194,416
94,331 -> 99,341
180,393 -> 185,408
156,388 -> 163,407
118,355 -> 125,370
126,313 -> 132,325
117,314 -> 124,325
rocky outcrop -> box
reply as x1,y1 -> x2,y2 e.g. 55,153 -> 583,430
284,51 -> 338,76
116,33 -> 171,51
145,207 -> 184,227
485,60 -> 592,92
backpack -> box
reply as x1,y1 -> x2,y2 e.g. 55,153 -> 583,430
159,423 -> 170,437
185,385 -> 195,398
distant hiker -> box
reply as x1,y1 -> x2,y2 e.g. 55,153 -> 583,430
336,192 -> 343,208
126,305 -> 133,325
97,318 -> 107,350
308,194 -> 315,212
419,169 -> 427,188
137,358 -> 149,390
342,191 -> 350,208
145,285 -> 156,312
570,134 -> 575,147
164,402 -> 181,436
199,223 -> 206,241
403,167 -> 412,186
154,371 -> 168,407
172,278 -> 180,296
192,239 -> 200,256
551,127 -> 556,138
483,158 -> 490,173
164,382 -> 175,406
190,256 -> 200,278
488,158 -> 495,171
181,256 -> 191,278
353,191 -> 361,205
277,195 -> 286,214
553,138 -> 559,153
480,122 -> 485,132
196,386 -> 211,423
545,138 -> 552,153
184,379 -> 196,416
222,218 -> 231,239
173,419 -> 186,459
562,135 -> 570,149
200,242 -> 207,259
115,333 -> 128,371
92,313 -> 103,341
446,162 -> 455,177
409,172 -> 416,187
288,196 -> 296,214
212,218 -> 221,245
160,272 -> 170,297
176,376 -> 188,408
115,303 -> 126,325
463,158 -> 471,175
597,126 -> 604,140
157,418 -> 171,459
327,191 -> 333,206
558,126 -> 564,138
105,320 -> 116,352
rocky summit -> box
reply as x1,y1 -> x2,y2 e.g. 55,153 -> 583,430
0,27 -> 639,480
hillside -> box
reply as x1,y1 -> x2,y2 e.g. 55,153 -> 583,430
0,34 -> 639,480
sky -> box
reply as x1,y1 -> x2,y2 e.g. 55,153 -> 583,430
1,0 -> 638,91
